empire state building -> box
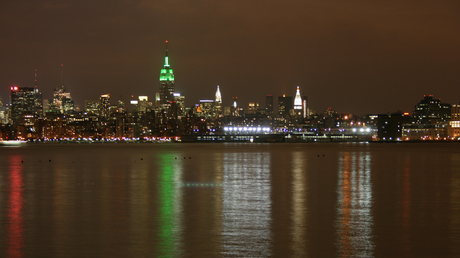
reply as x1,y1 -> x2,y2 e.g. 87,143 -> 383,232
159,41 -> 175,105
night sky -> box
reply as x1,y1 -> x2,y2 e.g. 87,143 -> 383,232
1,0 -> 459,115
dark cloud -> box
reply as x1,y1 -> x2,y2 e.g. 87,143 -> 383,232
1,0 -> 459,114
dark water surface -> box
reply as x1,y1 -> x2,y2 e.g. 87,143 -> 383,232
0,142 -> 459,257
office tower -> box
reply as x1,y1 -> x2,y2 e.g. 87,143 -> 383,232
138,96 -> 148,113
159,41 -> 175,105
10,86 -> 36,125
278,94 -> 293,116
117,96 -> 126,113
52,64 -> 74,114
248,102 -> 259,114
85,100 -> 100,114
100,94 -> 111,119
173,93 -> 185,117
266,95 -> 273,116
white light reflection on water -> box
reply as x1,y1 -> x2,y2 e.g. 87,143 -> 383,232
336,151 -> 374,257
291,151 -> 307,257
221,152 -> 272,257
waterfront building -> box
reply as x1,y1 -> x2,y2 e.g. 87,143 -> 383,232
448,104 -> 460,138
407,95 -> 451,140
377,112 -> 409,141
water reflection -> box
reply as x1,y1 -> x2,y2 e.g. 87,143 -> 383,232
222,152 -> 272,257
7,156 -> 24,258
157,153 -> 183,257
401,157 -> 411,255
291,152 -> 307,257
451,153 -> 460,255
336,151 -> 374,257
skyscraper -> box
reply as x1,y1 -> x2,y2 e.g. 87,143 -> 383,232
100,94 -> 110,119
10,86 -> 36,125
293,86 -> 303,117
52,64 -> 74,114
278,95 -> 293,116
159,41 -> 175,105
215,85 -> 222,105
266,95 -> 273,116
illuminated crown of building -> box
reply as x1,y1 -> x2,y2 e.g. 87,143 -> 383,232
159,41 -> 174,82
215,85 -> 222,104
294,86 -> 302,109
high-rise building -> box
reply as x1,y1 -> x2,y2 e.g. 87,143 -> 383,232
33,69 -> 43,118
10,86 -> 37,125
173,93 -> 185,117
293,86 -> 303,117
100,94 -> 111,119
278,95 -> 293,116
159,41 -> 175,105
51,64 -> 74,114
138,96 -> 148,113
215,85 -> 222,105
85,100 -> 100,114
248,102 -> 259,114
266,95 -> 273,116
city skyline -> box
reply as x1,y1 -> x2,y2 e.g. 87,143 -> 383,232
1,1 -> 459,115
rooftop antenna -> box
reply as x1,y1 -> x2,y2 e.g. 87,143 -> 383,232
60,64 -> 66,91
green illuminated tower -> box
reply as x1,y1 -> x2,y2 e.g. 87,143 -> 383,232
159,41 -> 175,105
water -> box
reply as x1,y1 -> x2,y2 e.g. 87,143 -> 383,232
0,142 -> 459,257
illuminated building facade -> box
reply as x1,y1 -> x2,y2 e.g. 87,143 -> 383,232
248,102 -> 259,114
10,86 -> 39,126
293,86 -> 303,117
84,100 -> 100,114
159,41 -> 175,105
100,94 -> 110,119
448,104 -> 460,138
51,64 -> 74,114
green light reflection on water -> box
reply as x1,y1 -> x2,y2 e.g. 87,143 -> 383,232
157,153 -> 182,258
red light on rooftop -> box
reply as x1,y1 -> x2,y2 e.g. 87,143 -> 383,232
403,112 -> 410,116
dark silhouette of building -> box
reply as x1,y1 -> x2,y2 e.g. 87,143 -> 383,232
266,95 -> 273,116
278,95 -> 293,116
